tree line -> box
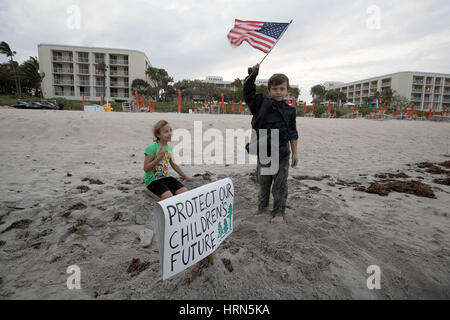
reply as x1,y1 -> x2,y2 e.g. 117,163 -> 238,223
310,83 -> 408,108
133,68 -> 300,103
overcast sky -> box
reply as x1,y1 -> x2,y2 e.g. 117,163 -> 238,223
1,0 -> 449,102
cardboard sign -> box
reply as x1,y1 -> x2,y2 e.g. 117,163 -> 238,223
153,178 -> 234,280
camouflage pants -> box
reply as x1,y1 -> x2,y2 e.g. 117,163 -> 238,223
256,157 -> 290,217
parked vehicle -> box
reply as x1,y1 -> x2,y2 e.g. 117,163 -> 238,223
12,100 -> 64,110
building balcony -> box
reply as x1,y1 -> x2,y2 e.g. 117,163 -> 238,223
77,58 -> 89,63
77,80 -> 90,86
413,80 -> 424,85
94,59 -> 106,64
109,59 -> 128,65
52,56 -> 73,62
54,91 -> 74,97
54,79 -> 74,85
412,89 -> 423,93
110,70 -> 129,76
53,68 -> 74,74
77,69 -> 90,74
94,82 -> 106,87
110,82 -> 129,88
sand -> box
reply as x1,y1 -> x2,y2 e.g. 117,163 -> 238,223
0,109 -> 449,299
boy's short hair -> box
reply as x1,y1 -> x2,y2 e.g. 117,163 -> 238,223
268,73 -> 289,90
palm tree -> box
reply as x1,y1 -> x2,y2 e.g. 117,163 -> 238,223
371,90 -> 381,107
145,67 -> 173,102
96,61 -> 107,99
310,84 -> 326,105
0,41 -> 20,94
337,91 -> 346,107
381,88 -> 395,106
362,96 -> 372,108
231,78 -> 242,89
21,56 -> 45,97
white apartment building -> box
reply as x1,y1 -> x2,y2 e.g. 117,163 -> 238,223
323,81 -> 345,91
38,44 -> 152,101
332,71 -> 450,110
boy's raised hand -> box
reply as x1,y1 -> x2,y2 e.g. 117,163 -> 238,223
244,63 -> 260,82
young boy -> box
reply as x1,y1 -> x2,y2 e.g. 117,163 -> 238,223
244,64 -> 299,223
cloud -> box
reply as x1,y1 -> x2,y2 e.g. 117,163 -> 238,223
0,0 -> 449,103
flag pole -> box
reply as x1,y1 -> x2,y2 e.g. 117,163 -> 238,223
244,19 -> 293,83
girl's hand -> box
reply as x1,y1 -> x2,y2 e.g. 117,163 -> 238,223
156,148 -> 167,160
182,176 -> 195,181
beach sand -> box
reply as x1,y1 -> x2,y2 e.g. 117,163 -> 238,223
0,109 -> 449,299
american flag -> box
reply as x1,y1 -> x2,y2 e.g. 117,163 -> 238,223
227,19 -> 290,53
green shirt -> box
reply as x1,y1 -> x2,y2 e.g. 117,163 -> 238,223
144,141 -> 173,186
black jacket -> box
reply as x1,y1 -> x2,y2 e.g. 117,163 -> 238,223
244,72 -> 299,160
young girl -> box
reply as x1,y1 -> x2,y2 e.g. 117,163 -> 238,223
144,120 -> 194,200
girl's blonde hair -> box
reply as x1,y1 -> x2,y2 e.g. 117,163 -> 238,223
152,120 -> 169,141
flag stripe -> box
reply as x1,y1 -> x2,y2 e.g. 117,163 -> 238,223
228,30 -> 274,47
227,19 -> 289,54
235,19 -> 264,27
233,25 -> 260,33
228,32 -> 272,50
232,36 -> 270,53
